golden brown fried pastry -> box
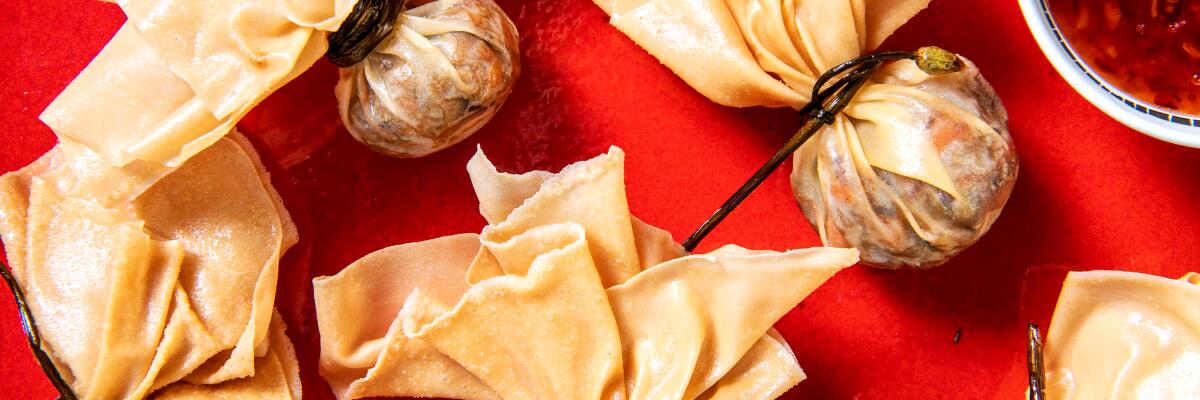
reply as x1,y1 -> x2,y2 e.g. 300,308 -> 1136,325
335,0 -> 520,158
589,0 -> 1018,269
0,132 -> 299,399
1044,271 -> 1200,399
314,147 -> 859,399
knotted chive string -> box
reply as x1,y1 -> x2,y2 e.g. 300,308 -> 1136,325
682,47 -> 964,252
326,0 -> 407,67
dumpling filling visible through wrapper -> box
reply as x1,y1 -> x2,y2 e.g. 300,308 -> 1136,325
314,146 -> 860,400
335,0 -> 521,158
591,0 -> 1018,269
0,133 -> 301,399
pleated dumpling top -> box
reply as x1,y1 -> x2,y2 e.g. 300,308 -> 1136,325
314,146 -> 860,400
0,132 -> 301,399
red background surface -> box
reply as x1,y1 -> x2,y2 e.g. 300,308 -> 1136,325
3,0 -> 1199,398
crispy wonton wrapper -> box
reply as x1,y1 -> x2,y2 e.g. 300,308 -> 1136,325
314,147 -> 860,399
589,0 -> 1018,269
12,1 -> 347,394
0,132 -> 300,399
1044,271 -> 1200,399
41,0 -> 354,171
155,311 -> 303,400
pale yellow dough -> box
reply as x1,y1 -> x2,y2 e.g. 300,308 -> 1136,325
609,244 -> 852,399
314,146 -> 860,399
312,234 -> 497,400
595,0 -> 930,107
155,311 -> 304,400
1044,270 -> 1200,400
41,0 -> 353,169
695,331 -> 805,400
0,132 -> 300,399
19,1 -> 346,392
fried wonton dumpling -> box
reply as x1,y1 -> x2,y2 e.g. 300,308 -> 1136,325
41,0 -> 351,169
314,146 -> 859,399
0,132 -> 299,399
1044,271 -> 1200,399
589,0 -> 1018,269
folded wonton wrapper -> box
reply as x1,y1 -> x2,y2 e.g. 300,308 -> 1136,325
314,146 -> 860,399
1044,270 -> 1200,399
590,0 -> 1018,269
155,311 -> 303,400
41,0 -> 355,173
593,0 -> 930,108
0,132 -> 301,399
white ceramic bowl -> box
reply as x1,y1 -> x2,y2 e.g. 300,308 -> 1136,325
1018,0 -> 1200,148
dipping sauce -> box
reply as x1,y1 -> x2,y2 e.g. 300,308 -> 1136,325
1049,0 -> 1200,114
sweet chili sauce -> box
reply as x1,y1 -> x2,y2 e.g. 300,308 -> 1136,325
1048,0 -> 1200,114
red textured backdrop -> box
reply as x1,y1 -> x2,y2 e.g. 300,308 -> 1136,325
3,0 -> 1199,399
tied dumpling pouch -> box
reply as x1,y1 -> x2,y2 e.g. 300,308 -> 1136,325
335,0 -> 520,158
590,0 -> 1017,269
792,60 -> 1017,268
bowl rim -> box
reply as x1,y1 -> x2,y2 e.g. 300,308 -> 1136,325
1017,0 -> 1200,148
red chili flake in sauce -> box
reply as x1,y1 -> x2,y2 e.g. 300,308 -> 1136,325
1050,0 -> 1200,114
